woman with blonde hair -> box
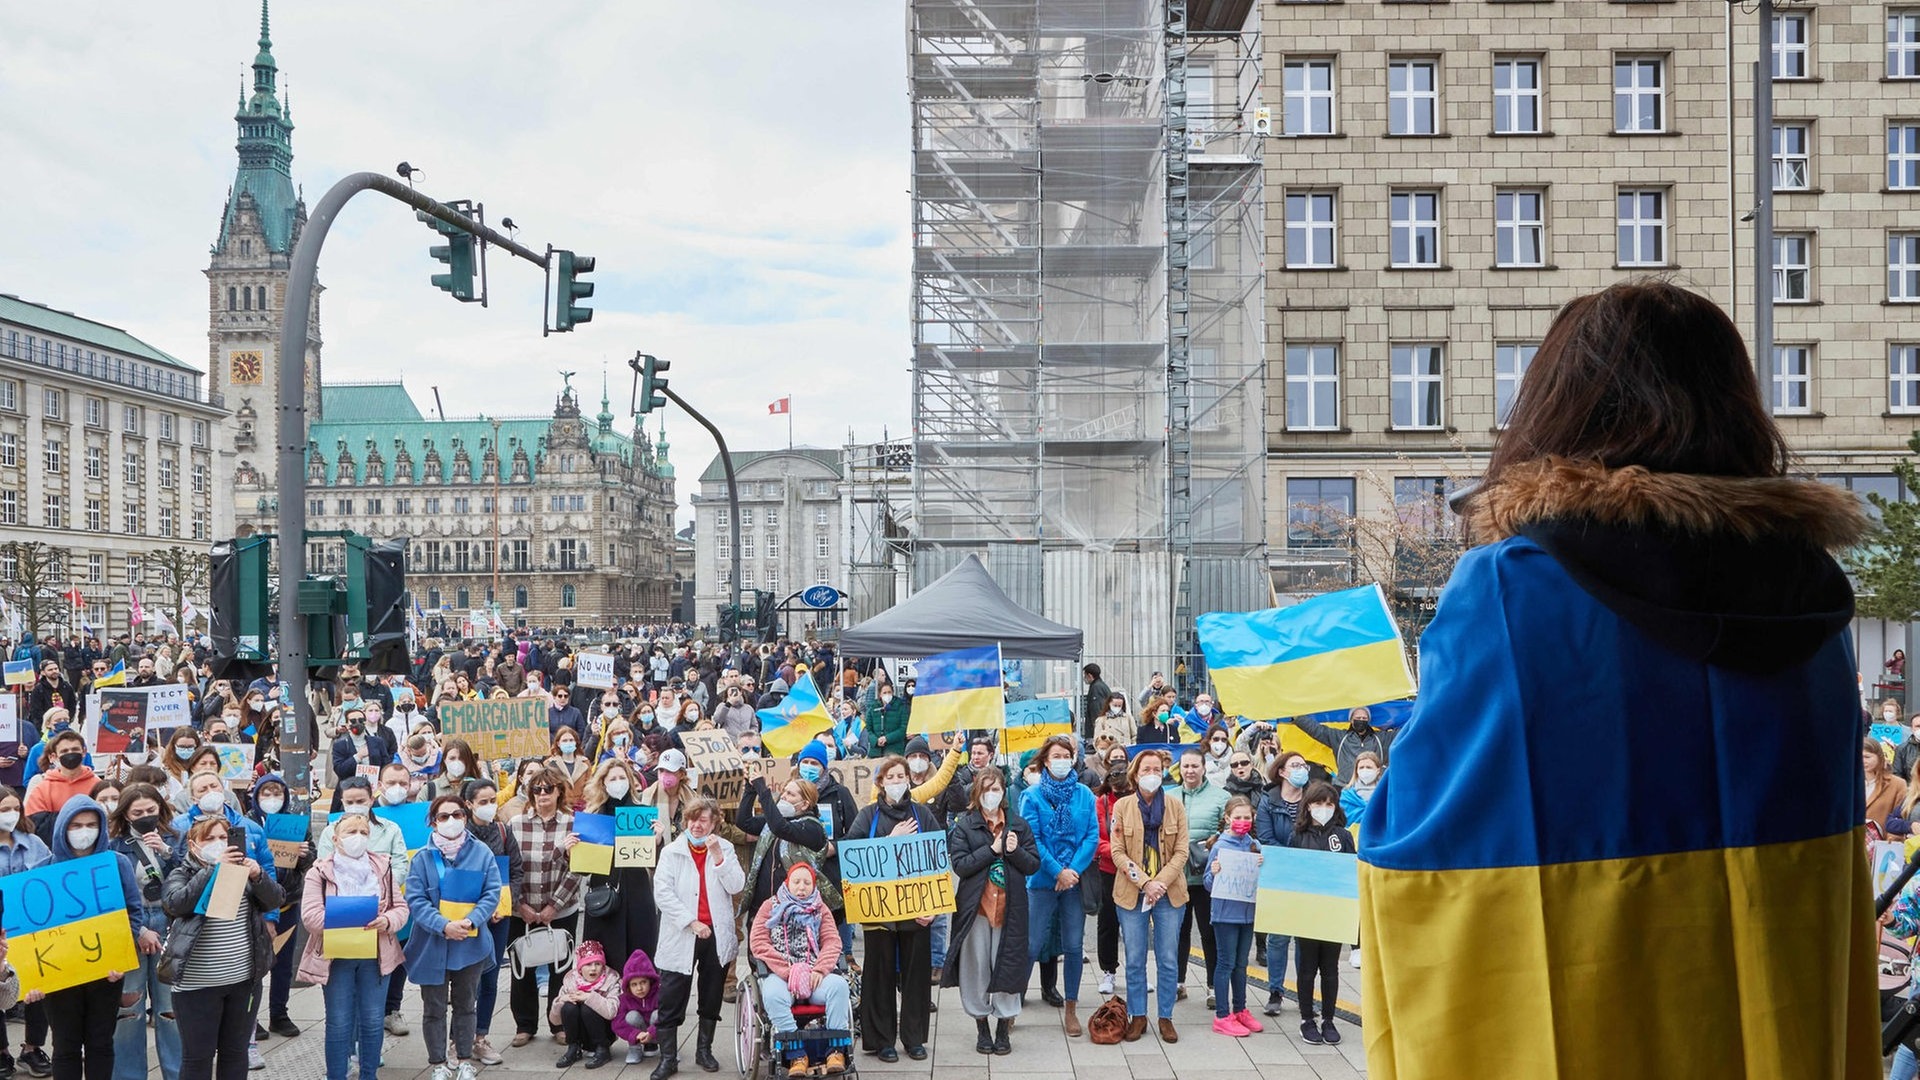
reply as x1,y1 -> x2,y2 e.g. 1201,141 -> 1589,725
580,758 -> 659,980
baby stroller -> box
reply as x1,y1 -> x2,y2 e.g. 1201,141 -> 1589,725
1878,833 -> 1920,1054
736,956 -> 861,1080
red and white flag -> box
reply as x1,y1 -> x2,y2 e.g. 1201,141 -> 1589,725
768,397 -> 791,415
127,589 -> 145,628
62,587 -> 84,608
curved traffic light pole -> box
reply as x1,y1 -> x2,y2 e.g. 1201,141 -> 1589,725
274,171 -> 557,805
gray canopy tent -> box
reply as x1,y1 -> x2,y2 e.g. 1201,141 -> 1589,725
836,554 -> 1083,660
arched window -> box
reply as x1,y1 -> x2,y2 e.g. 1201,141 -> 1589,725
227,287 -> 236,311
561,585 -> 576,609
456,588 -> 470,609
242,288 -> 252,311
427,587 -> 440,609
514,586 -> 528,608
485,586 -> 495,605
257,286 -> 269,311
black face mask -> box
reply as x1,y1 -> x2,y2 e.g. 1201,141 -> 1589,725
58,751 -> 84,770
130,815 -> 159,835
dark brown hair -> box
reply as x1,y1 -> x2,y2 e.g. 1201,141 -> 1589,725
1485,280 -> 1788,486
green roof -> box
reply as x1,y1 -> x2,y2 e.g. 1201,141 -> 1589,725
321,383 -> 425,423
0,294 -> 199,372
698,447 -> 841,484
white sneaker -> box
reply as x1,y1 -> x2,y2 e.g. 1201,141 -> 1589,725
385,1013 -> 410,1036
627,1046 -> 644,1065
1098,971 -> 1115,996
247,1045 -> 265,1072
430,1066 -> 453,1080
1349,948 -> 1362,969
472,1037 -> 504,1066
455,1062 -> 480,1080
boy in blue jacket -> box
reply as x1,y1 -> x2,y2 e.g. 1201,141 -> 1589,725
46,797 -> 148,1079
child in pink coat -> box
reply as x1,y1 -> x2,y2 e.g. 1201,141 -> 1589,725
551,940 -> 622,1069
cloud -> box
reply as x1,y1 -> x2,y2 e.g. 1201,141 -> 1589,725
0,0 -> 912,525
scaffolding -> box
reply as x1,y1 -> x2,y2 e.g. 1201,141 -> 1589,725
910,0 -> 1266,698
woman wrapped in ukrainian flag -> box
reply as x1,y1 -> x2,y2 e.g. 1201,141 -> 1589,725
1360,281 -> 1881,1079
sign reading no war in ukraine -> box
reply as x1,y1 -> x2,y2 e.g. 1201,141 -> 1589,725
838,832 -> 955,924
0,852 -> 138,994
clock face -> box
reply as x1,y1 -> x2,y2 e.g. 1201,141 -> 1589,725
228,351 -> 265,384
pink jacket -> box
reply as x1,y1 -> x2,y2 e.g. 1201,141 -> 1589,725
297,853 -> 408,984
749,898 -> 842,980
550,968 -> 621,1026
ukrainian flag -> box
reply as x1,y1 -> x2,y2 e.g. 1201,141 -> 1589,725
1253,848 -> 1358,943
1197,585 -> 1414,721
907,644 -> 1004,735
321,894 -> 379,960
91,660 -> 126,688
758,672 -> 833,758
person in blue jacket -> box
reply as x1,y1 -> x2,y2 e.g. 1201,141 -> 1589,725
1018,734 -> 1097,1037
404,792 -> 503,1080
44,796 -> 145,1080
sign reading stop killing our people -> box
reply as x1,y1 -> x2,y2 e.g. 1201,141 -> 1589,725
0,852 -> 139,994
838,831 -> 956,924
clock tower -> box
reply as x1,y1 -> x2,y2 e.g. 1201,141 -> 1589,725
205,0 -> 320,540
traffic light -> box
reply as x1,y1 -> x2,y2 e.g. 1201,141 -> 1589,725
554,250 -> 595,331
362,538 -> 410,675
637,353 -> 670,414
209,535 -> 273,680
417,211 -> 476,301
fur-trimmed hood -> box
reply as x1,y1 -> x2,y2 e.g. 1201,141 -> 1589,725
1468,459 -> 1863,673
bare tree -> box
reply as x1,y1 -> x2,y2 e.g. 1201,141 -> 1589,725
148,545 -> 210,632
2,541 -> 70,638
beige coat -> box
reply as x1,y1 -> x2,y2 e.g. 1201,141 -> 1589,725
1108,789 -> 1190,910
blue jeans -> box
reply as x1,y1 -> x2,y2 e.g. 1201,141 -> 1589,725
1026,885 -> 1086,1000
1116,895 -> 1183,1019
1211,922 -> 1253,1018
113,949 -> 181,1080
757,973 -> 852,1038
323,960 -> 388,1080
474,917 -> 510,1037
1894,1044 -> 1919,1080
929,912 -> 950,971
1264,935 -> 1292,999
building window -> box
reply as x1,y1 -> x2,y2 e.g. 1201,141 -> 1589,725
767,507 -> 780,528
1285,191 -> 1337,269
122,405 -> 140,434
158,413 -> 175,441
43,389 -> 62,420
1494,189 -> 1546,267
1285,477 -> 1355,549
158,458 -> 176,489
514,586 -> 528,608
42,440 -> 60,473
1773,345 -> 1812,415
742,537 -> 756,559
1894,234 -> 1920,302
1492,57 -> 1542,135
456,588 -> 470,609
740,508 -> 755,528
742,571 -> 754,590
509,496 -> 528,513
307,498 -> 324,517
87,554 -> 103,584
423,497 -> 441,514
817,534 -> 830,558
86,499 -> 102,531
1773,123 -> 1811,190
1892,345 -> 1920,414
0,381 -> 13,411
561,585 -> 576,609
1774,233 -> 1812,302
1613,57 -> 1665,133
0,491 -> 16,525
453,496 -> 470,514
192,419 -> 208,448
1617,189 -> 1668,267
336,498 -> 354,515
718,540 -> 730,560
1773,12 -> 1810,79
569,495 -> 585,511
454,544 -> 472,572
85,446 -> 101,479
1282,59 -> 1335,135
1390,344 -> 1446,430
85,397 -> 103,428
0,434 -> 14,468
1284,344 -> 1340,430
42,494 -> 62,529
767,569 -> 781,594
1892,123 -> 1920,190
122,453 -> 139,484
192,463 -> 208,494
425,587 -> 439,610
1389,191 -> 1442,268
123,504 -> 140,534
192,511 -> 208,541
158,506 -> 175,538
511,539 -> 529,570
1495,343 -> 1537,428
1893,11 -> 1920,78
1387,59 -> 1438,135
767,534 -> 780,559
559,538 -> 579,570
814,507 -> 829,527
1394,477 -> 1465,539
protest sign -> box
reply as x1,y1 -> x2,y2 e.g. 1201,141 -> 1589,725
200,862 -> 249,920
437,698 -> 548,759
1253,848 -> 1359,943
323,895 -> 379,959
571,812 -> 615,875
1211,849 -> 1262,905
213,744 -> 253,783
615,805 -> 660,869
575,653 -> 616,690
263,814 -> 308,869
682,730 -> 746,806
1873,839 -> 1908,897
0,695 -> 18,744
1874,723 -> 1908,747
2,660 -> 32,688
838,831 -> 956,923
89,692 -> 148,757
0,852 -> 140,994
437,865 -> 490,925
762,757 -> 875,805
329,801 -> 429,853
1001,698 -> 1073,757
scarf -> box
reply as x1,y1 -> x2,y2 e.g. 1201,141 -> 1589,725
1346,777 -> 1379,803
1037,767 -> 1080,838
332,850 -> 378,897
765,882 -> 826,972
430,829 -> 465,861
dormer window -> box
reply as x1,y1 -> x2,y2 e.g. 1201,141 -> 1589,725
241,239 -> 252,256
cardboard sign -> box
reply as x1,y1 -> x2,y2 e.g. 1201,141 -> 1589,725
1210,848 -> 1262,905
682,730 -> 746,807
213,744 -> 253,782
322,894 -> 379,959
200,862 -> 249,920
0,852 -> 140,994
575,653 -> 616,690
761,757 -> 875,807
90,692 -> 147,757
571,812 -> 615,875
838,831 -> 956,923
1874,723 -> 1908,747
437,698 -> 549,760
614,805 -> 660,869
263,814 -> 308,869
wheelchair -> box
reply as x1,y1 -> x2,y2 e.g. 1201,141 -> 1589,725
736,957 -> 861,1080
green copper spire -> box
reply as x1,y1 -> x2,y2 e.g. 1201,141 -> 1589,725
597,369 -> 615,433
217,0 -> 300,255
655,417 -> 674,477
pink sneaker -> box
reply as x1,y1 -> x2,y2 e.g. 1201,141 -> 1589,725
1231,1010 -> 1264,1033
1211,1015 -> 1249,1038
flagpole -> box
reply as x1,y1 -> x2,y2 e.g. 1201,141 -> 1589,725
788,399 -> 793,450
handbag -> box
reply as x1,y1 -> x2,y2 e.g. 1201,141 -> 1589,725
585,880 -> 621,918
509,926 -> 575,981
1087,994 -> 1128,1045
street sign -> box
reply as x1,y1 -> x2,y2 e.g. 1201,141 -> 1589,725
799,584 -> 842,610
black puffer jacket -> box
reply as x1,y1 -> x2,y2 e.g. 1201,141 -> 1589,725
158,855 -> 286,985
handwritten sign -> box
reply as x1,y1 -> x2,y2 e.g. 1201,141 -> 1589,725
263,814 -> 308,869
0,852 -> 139,994
614,805 -> 660,869
213,744 -> 254,783
0,695 -> 17,744
682,730 -> 745,806
1210,849 -> 1262,905
838,832 -> 955,923
200,862 -> 249,920
437,698 -> 549,760
571,812 -> 616,875
1001,698 -> 1073,757
574,653 -> 616,690
762,758 -> 875,806
1874,723 -> 1908,747
323,894 -> 379,959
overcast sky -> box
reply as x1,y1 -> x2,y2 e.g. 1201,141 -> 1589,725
0,1 -> 911,524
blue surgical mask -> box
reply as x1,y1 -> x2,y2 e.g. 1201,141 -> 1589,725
1286,767 -> 1310,788
798,763 -> 823,784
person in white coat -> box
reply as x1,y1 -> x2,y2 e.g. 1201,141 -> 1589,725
650,796 -> 745,1080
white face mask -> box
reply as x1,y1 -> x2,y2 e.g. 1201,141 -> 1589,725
776,800 -> 798,818
880,693 -> 893,705
256,796 -> 285,816
635,749 -> 653,768
383,784 -> 409,806
473,803 -> 498,823
100,799 -> 119,815
1355,768 -> 1380,785
444,759 -> 467,779
1210,739 -> 1228,755
883,781 -> 909,803
980,790 -> 1003,812
337,832 -> 369,857
66,826 -> 99,851
1047,759 -> 1073,780
908,757 -> 929,776
605,777 -> 631,800
124,750 -> 149,766
0,811 -> 18,832
1309,805 -> 1335,826
197,790 -> 226,815
198,840 -> 229,864
342,802 -> 371,817
1136,772 -> 1162,794
435,819 -> 466,841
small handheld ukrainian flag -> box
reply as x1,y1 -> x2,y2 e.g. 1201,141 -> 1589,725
91,660 -> 127,689
758,671 -> 834,758
1197,584 -> 1415,721
908,644 -> 1005,735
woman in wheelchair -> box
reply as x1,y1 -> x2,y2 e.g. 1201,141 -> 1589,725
750,863 -> 852,1077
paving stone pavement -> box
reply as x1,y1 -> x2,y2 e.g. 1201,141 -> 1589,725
117,943 -> 1366,1079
